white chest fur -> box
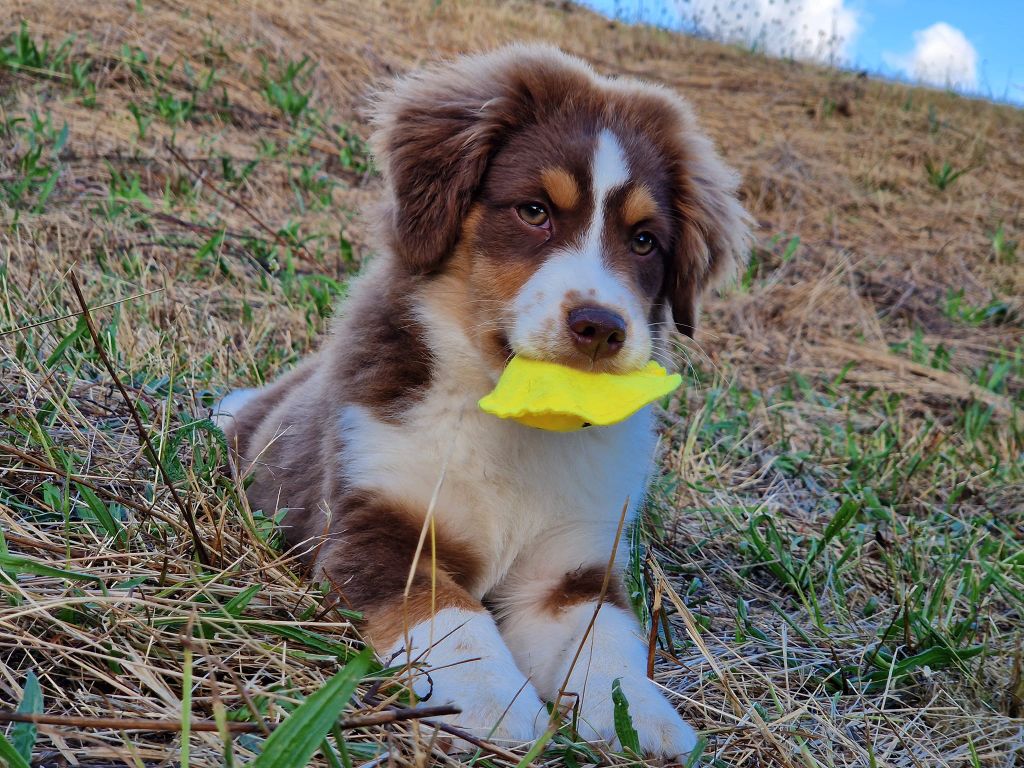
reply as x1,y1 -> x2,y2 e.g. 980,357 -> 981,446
333,284 -> 660,593
338,385 -> 655,594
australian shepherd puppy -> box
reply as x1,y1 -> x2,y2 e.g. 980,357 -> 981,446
215,45 -> 749,759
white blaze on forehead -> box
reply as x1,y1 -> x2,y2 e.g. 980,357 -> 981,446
508,128 -> 652,372
582,130 -> 630,254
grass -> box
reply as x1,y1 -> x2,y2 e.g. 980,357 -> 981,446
1,1 -> 1022,766
923,157 -> 973,191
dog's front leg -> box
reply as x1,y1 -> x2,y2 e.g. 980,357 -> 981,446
314,498 -> 546,747
498,564 -> 698,760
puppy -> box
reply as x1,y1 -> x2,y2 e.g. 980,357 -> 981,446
215,44 -> 749,759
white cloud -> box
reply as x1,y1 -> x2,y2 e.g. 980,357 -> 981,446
883,22 -> 978,91
678,0 -> 860,63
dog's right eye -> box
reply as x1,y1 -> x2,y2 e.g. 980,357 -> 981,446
516,203 -> 550,228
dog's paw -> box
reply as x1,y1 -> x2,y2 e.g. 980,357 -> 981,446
573,675 -> 698,761
431,676 -> 547,748
393,608 -> 547,748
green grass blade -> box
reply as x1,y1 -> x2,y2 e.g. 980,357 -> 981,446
257,623 -> 364,659
799,498 -> 860,584
31,166 -> 60,213
0,731 -> 31,768
44,316 -> 89,368
74,482 -> 126,544
12,670 -> 42,762
684,735 -> 707,767
863,644 -> 985,684
819,498 -> 860,549
252,648 -> 371,768
0,552 -> 105,589
221,584 -> 260,617
514,722 -> 560,768
610,678 -> 641,755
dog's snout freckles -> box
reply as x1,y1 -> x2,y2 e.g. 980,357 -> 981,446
567,306 -> 626,361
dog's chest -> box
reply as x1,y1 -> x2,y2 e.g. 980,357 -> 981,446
338,383 -> 656,593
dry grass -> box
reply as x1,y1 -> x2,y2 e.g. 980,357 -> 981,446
1,0 -> 1022,766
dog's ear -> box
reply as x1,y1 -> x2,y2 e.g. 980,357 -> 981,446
369,54 -> 517,274
371,46 -> 594,275
664,109 -> 752,337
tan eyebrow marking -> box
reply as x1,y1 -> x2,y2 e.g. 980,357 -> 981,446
622,184 -> 658,225
540,167 -> 580,210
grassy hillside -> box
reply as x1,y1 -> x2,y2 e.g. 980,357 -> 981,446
1,1 -> 1021,766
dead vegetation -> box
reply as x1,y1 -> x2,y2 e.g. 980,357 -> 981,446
0,0 -> 1022,766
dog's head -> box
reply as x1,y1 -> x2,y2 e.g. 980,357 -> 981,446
372,45 -> 751,376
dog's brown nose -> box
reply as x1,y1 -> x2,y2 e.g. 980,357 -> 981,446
567,306 -> 626,360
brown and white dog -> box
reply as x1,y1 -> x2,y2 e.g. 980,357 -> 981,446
215,45 -> 749,759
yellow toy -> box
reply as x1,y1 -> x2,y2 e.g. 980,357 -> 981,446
479,356 -> 682,432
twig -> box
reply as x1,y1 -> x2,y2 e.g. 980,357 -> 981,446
405,717 -> 523,763
342,706 -> 459,729
359,692 -> 523,762
0,289 -> 164,338
68,273 -> 210,566
0,705 -> 460,734
209,657 -> 273,736
164,141 -> 314,261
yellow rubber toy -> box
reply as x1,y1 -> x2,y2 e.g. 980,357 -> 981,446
478,356 -> 682,432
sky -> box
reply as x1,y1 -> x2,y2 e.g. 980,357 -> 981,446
578,0 -> 1023,104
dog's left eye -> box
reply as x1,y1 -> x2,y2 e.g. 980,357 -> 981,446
631,232 -> 657,255
516,203 -> 550,227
